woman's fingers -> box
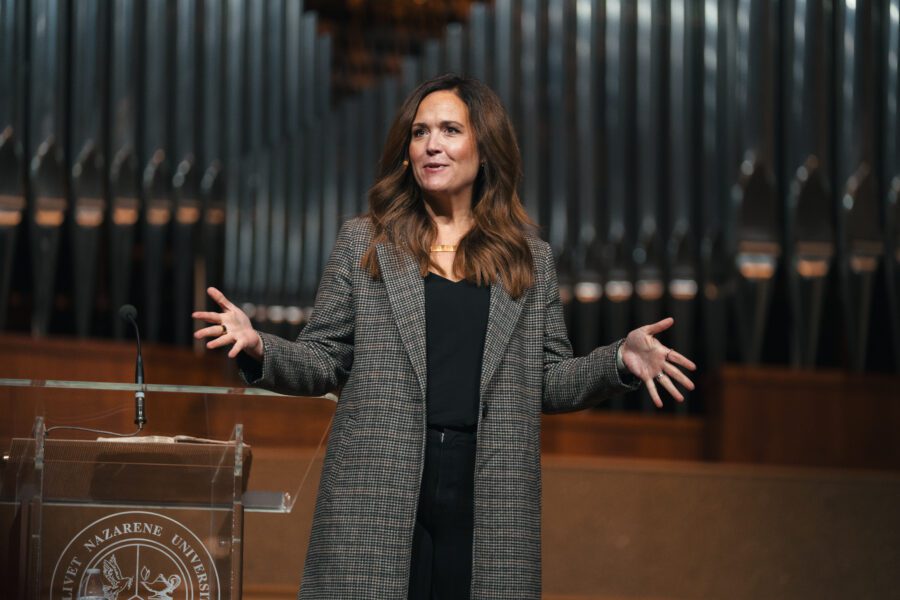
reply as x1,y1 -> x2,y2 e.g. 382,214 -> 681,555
191,289 -> 259,359
663,361 -> 695,390
227,338 -> 244,359
194,324 -> 228,340
206,334 -> 233,350
207,286 -> 235,312
656,372 -> 685,402
665,348 -> 696,371
192,310 -> 223,323
645,378 -> 664,408
622,317 -> 698,409
644,316 -> 675,336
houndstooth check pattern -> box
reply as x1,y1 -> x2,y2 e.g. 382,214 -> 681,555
246,217 -> 638,599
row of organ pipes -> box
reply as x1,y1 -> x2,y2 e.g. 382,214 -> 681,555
0,0 -> 898,413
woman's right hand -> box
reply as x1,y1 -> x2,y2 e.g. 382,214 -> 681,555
192,287 -> 264,361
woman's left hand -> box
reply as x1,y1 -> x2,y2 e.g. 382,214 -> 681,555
620,317 -> 697,408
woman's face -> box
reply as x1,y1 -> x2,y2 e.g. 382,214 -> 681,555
408,90 -> 480,205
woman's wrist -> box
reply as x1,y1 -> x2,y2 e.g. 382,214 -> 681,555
615,339 -> 641,387
245,331 -> 265,362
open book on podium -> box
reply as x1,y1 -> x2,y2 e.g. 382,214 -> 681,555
0,378 -> 335,600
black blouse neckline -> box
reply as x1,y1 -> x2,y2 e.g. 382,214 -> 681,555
425,271 -> 466,284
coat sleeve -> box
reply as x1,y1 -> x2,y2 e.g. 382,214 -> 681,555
238,220 -> 358,396
539,244 -> 640,413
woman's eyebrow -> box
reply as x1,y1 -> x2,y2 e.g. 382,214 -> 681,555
411,120 -> 465,129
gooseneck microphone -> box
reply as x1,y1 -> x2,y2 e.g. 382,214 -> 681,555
119,304 -> 146,429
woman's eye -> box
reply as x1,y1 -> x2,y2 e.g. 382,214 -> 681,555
413,128 -> 427,137
445,126 -> 460,134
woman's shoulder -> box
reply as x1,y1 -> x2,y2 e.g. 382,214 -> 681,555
337,215 -> 375,247
524,234 -> 552,263
340,215 -> 374,235
519,234 -> 555,289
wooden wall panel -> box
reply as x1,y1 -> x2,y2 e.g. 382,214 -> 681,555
709,365 -> 900,469
540,456 -> 900,599
541,411 -> 706,460
242,452 -> 900,599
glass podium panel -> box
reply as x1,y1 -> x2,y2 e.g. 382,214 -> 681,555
0,379 -> 334,600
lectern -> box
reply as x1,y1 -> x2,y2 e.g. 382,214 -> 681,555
0,380 -> 332,600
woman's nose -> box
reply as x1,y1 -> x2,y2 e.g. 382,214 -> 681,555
425,136 -> 442,154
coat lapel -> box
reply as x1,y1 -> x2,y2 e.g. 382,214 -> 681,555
376,241 -> 524,402
376,242 -> 428,400
479,278 -> 524,397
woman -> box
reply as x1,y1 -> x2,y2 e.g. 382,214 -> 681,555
193,74 -> 695,599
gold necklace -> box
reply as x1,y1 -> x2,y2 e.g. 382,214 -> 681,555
429,244 -> 458,252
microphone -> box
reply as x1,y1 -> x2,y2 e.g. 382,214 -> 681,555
118,304 -> 146,429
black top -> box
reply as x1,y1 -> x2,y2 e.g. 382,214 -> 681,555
424,272 -> 490,430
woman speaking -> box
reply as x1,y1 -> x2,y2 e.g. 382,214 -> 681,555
193,74 -> 695,600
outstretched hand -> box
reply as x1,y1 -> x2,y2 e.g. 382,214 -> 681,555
620,317 -> 696,408
192,287 -> 264,360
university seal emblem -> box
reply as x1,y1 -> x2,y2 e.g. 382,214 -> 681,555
50,511 -> 221,600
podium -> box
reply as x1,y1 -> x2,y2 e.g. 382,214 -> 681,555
0,379 -> 334,600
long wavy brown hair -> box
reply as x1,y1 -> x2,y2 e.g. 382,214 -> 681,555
361,74 -> 536,299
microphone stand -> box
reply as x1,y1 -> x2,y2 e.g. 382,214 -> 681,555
46,305 -> 145,437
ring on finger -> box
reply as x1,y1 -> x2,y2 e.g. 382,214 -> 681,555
655,372 -> 665,381
221,324 -> 228,336
665,349 -> 672,362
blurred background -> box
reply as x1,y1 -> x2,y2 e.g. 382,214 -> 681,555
2,0 -> 899,437
1,1 -> 899,598
2,0 -> 898,385
0,1 -> 896,360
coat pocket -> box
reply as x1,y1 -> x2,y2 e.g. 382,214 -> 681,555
321,414 -> 356,501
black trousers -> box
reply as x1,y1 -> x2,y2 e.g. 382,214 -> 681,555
407,427 -> 477,600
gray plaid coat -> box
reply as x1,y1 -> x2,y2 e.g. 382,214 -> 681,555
247,217 -> 636,599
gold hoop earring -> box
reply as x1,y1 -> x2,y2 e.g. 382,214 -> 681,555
402,159 -> 409,168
